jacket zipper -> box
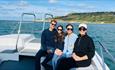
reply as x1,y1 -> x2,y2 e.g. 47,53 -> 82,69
78,37 -> 81,47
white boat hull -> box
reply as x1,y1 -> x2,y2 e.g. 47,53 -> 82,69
0,34 -> 110,70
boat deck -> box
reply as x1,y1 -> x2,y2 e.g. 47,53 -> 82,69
0,34 -> 110,70
0,56 -> 96,70
0,56 -> 35,70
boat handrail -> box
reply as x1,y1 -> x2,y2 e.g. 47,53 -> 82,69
42,13 -> 53,31
96,40 -> 115,70
98,41 -> 115,63
10,22 -> 20,34
15,13 -> 36,52
0,13 -> 54,35
98,41 -> 106,70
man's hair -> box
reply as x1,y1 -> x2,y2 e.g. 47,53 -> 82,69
50,19 -> 57,24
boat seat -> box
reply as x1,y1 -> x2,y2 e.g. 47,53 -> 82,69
70,64 -> 95,70
19,42 -> 41,56
40,57 -> 95,70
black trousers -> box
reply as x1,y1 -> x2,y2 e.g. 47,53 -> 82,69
56,57 -> 91,70
35,49 -> 53,70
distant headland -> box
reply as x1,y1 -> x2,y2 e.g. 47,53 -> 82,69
54,12 -> 115,24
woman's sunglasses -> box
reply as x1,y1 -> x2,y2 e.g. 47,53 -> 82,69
79,27 -> 87,31
67,28 -> 73,31
58,29 -> 62,31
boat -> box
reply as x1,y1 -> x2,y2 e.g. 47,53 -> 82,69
0,13 -> 114,70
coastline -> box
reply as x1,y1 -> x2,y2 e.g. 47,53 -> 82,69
0,19 -> 115,24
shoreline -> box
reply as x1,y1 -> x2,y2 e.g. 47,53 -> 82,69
0,19 -> 115,24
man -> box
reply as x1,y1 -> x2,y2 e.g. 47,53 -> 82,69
56,23 -> 95,70
35,20 -> 57,70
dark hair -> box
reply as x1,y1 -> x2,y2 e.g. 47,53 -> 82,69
66,24 -> 74,30
50,19 -> 57,24
55,25 -> 65,43
57,25 -> 63,30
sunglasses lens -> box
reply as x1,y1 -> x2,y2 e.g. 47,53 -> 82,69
58,29 -> 62,31
79,27 -> 87,31
51,24 -> 56,26
67,28 -> 73,31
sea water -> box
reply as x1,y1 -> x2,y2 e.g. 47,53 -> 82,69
0,20 -> 115,70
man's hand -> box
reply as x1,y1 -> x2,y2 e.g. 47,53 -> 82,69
55,49 -> 63,56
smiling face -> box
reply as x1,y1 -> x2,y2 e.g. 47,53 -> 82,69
66,25 -> 73,35
50,21 -> 57,30
79,27 -> 87,36
57,26 -> 63,34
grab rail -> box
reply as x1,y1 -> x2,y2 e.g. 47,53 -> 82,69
95,39 -> 115,70
42,13 -> 53,31
15,13 -> 36,52
98,41 -> 115,63
98,41 -> 106,70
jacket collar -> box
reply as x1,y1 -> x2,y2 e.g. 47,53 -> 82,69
78,34 -> 87,38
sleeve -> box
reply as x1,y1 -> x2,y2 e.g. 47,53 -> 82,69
63,44 -> 67,53
73,35 -> 78,52
58,42 -> 64,51
41,30 -> 47,51
61,42 -> 64,51
87,38 -> 95,59
73,38 -> 77,53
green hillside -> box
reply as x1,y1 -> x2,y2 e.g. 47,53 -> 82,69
55,12 -> 115,23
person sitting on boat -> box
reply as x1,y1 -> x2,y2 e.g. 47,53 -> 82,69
62,24 -> 78,57
52,25 -> 65,70
56,23 -> 95,70
55,24 -> 77,70
35,19 -> 57,70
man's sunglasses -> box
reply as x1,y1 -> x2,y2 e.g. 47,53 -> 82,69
67,28 -> 73,31
51,23 -> 56,26
79,27 -> 87,31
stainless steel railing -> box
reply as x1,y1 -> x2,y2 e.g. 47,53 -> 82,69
42,13 -> 53,31
95,39 -> 115,70
15,13 -> 36,52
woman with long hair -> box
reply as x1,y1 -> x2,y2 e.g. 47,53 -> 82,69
52,25 -> 65,70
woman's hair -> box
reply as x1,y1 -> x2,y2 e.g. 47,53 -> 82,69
55,25 -> 65,43
57,25 -> 63,30
66,24 -> 74,30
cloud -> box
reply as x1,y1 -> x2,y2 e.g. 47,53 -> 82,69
77,3 -> 87,7
77,3 -> 95,9
1,0 -> 108,20
55,2 -> 95,12
0,1 -> 32,20
17,0 -> 29,7
109,8 -> 115,11
0,0 -> 63,20
49,0 -> 58,3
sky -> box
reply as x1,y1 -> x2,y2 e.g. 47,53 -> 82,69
0,0 -> 115,20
